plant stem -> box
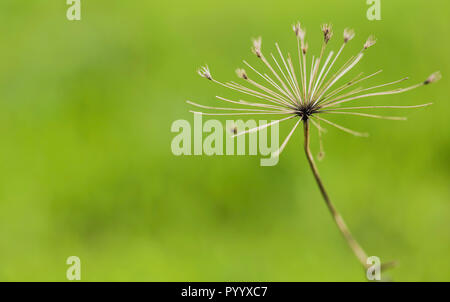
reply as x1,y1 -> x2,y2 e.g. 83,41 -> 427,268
302,118 -> 369,269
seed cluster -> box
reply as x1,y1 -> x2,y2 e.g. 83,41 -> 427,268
191,22 -> 440,157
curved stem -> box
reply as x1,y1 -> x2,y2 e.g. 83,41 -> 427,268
303,118 -> 369,269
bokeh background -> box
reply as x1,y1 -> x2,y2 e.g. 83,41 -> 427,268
0,0 -> 448,281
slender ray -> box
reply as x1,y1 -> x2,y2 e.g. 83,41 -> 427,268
271,119 -> 302,157
313,116 -> 369,137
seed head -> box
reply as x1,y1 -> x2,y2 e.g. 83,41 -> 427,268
236,68 -> 248,80
293,22 -> 306,41
321,23 -> 333,43
424,71 -> 442,84
197,65 -> 212,80
251,37 -> 262,58
302,42 -> 308,54
190,23 -> 438,156
364,35 -> 377,49
318,151 -> 325,161
343,28 -> 355,43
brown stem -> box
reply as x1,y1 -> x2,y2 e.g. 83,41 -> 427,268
303,118 -> 369,269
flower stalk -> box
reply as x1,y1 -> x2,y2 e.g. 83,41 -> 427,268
303,118 -> 369,269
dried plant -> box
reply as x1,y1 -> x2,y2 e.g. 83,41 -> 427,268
189,22 -> 440,273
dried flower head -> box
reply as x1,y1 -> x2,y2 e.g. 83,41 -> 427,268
424,71 -> 442,84
344,28 -> 355,43
293,22 -> 306,41
191,23 -> 439,156
197,65 -> 212,80
302,42 -> 308,54
236,68 -> 248,80
321,23 -> 333,43
251,37 -> 262,58
364,35 -> 377,49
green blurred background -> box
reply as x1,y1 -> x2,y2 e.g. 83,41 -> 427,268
0,0 -> 448,281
